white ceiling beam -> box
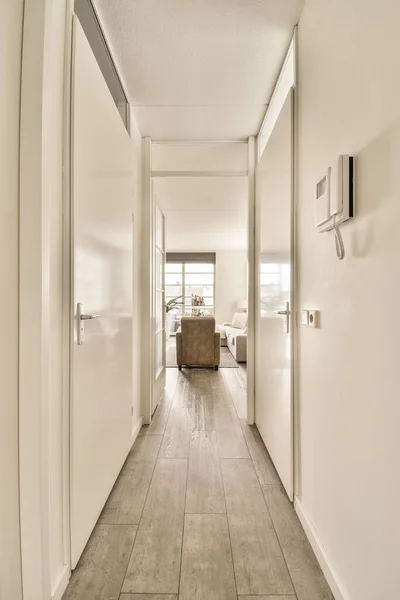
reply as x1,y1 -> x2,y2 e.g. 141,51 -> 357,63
151,170 -> 248,178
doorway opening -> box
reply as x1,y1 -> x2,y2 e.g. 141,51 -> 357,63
152,155 -> 250,421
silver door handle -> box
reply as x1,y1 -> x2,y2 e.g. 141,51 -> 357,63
77,302 -> 100,345
276,302 -> 290,334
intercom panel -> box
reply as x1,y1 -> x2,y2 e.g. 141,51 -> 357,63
315,155 -> 354,232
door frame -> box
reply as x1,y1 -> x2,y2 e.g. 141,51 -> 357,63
142,137 -> 153,424
147,143 -> 250,427
62,0 -> 74,578
152,198 -> 166,414
254,88 -> 295,500
251,30 -> 299,500
246,136 -> 256,424
19,0 -> 74,598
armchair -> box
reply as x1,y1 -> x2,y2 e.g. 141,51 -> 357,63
176,316 -> 220,370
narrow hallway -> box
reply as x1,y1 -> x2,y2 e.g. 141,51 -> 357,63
63,368 -> 333,600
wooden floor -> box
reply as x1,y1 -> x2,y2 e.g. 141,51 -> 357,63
63,368 -> 333,600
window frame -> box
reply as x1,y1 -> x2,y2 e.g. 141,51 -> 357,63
165,254 -> 216,328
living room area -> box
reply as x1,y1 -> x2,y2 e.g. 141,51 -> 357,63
154,170 -> 249,387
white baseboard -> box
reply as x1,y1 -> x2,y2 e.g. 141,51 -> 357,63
132,415 -> 143,442
51,565 -> 70,600
294,498 -> 349,600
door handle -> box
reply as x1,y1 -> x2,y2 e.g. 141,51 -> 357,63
276,301 -> 290,334
77,302 -> 100,345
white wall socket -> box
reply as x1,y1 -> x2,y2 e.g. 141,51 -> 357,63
308,310 -> 319,328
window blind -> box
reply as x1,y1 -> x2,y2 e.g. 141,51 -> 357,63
166,252 -> 216,264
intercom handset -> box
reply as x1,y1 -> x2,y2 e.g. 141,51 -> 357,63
315,155 -> 355,260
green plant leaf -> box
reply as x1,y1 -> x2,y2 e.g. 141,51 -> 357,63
165,295 -> 183,312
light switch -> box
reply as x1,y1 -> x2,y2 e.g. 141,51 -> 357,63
301,310 -> 309,325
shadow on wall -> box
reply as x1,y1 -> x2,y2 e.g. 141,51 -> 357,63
351,121 -> 400,258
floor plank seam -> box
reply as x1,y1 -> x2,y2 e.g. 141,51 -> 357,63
260,487 -> 299,600
97,521 -> 141,526
219,419 -> 240,598
239,419 -> 279,489
117,462 -> 155,596
118,437 -> 164,595
177,422 -> 190,597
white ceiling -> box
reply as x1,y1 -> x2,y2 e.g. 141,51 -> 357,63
93,0 -> 304,140
154,177 -> 248,250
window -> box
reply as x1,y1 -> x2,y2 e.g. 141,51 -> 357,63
166,253 -> 215,334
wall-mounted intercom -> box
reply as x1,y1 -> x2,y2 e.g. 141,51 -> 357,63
315,155 -> 354,231
315,167 -> 332,228
315,155 -> 355,260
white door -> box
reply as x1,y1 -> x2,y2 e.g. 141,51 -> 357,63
255,90 -> 294,499
70,19 -> 134,567
152,197 -> 166,414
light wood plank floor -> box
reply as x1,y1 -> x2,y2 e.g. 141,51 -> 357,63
63,367 -> 333,600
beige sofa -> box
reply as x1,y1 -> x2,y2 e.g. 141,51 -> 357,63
176,316 -> 220,370
219,312 -> 247,363
225,325 -> 247,362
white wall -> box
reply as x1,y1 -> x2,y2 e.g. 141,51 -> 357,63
297,2 -> 400,599
155,176 -> 248,251
0,2 -> 24,599
215,250 -> 247,324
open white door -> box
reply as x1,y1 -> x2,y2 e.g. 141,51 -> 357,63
152,197 -> 166,414
255,90 -> 294,500
70,19 -> 134,567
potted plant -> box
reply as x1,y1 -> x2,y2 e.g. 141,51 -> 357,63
165,296 -> 183,340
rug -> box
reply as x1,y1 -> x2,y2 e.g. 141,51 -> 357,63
166,343 -> 239,368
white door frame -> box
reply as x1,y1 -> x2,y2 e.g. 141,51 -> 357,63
246,136 -> 256,424
251,31 -> 299,498
152,199 -> 166,413
148,148 -> 249,428
142,137 -> 153,424
19,1 -> 73,598
254,89 -> 295,500
61,0 -> 74,578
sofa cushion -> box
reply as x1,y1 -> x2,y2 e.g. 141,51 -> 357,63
231,312 -> 247,329
225,326 -> 246,339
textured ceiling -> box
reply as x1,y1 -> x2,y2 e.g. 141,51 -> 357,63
93,0 -> 304,140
